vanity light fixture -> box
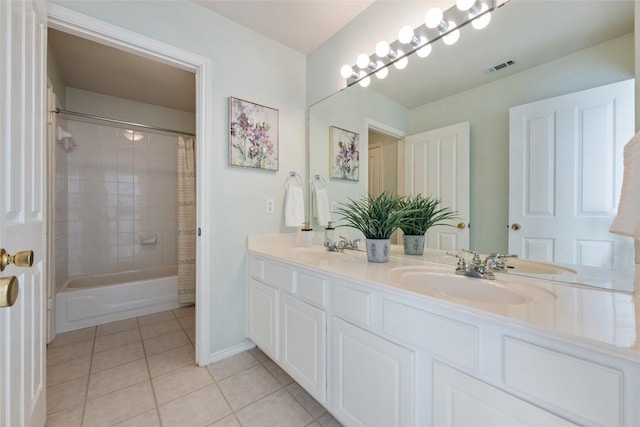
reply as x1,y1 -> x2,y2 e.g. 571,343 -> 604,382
340,0 -> 509,87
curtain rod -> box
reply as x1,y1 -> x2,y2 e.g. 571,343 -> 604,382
54,108 -> 196,137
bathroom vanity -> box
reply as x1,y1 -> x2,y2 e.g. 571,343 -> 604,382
246,235 -> 639,427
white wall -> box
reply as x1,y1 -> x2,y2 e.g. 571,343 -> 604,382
50,0 -> 306,357
409,34 -> 634,253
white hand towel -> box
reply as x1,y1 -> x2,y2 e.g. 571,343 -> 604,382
313,184 -> 331,227
610,131 -> 640,239
284,185 -> 305,227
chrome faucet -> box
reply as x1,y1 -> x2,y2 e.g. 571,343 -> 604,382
324,236 -> 361,252
448,250 -> 496,280
484,253 -> 518,271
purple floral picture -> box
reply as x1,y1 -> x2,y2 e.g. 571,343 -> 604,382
229,97 -> 279,170
330,126 -> 359,181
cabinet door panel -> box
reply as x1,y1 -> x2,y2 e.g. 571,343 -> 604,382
280,293 -> 326,403
248,279 -> 278,360
332,318 -> 414,427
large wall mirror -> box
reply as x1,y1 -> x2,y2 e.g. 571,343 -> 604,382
308,0 -> 636,292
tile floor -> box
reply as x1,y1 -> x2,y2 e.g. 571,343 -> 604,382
46,306 -> 342,427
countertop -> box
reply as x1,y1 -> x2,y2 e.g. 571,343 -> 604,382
248,234 -> 640,360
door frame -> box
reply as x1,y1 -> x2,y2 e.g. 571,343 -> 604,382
46,3 -> 212,366
364,118 -> 406,196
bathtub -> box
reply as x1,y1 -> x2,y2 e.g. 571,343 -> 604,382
55,266 -> 186,333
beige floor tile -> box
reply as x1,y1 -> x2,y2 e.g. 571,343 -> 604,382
138,310 -> 176,326
96,317 -> 139,337
113,409 -> 161,427
218,365 -> 281,410
94,328 -> 141,353
91,341 -> 145,373
47,355 -> 91,387
48,327 -> 96,348
83,381 -> 155,427
173,304 -> 195,318
235,389 -> 314,427
140,319 -> 182,340
152,364 -> 214,405
248,347 -> 269,363
47,339 -> 93,366
147,344 -> 194,377
46,404 -> 83,427
206,350 -> 259,381
143,330 -> 190,357
210,414 -> 241,427
88,358 -> 149,399
306,422 -> 321,427
46,376 -> 88,414
158,384 -> 232,427
317,412 -> 343,427
286,383 -> 327,419
177,314 -> 195,329
264,359 -> 294,386
184,326 -> 196,344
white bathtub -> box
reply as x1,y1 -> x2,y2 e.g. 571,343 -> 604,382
55,266 -> 186,333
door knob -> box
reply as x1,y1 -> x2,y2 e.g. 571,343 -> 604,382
0,276 -> 18,308
457,222 -> 467,230
0,248 -> 34,272
511,223 -> 521,231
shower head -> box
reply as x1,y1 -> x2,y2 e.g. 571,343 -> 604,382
56,126 -> 72,141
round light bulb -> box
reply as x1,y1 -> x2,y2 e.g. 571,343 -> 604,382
425,8 -> 443,28
398,25 -> 414,44
456,0 -> 476,10
340,64 -> 355,79
375,62 -> 388,79
356,53 -> 371,69
359,75 -> 371,87
394,50 -> 408,70
416,43 -> 432,58
472,9 -> 491,30
375,41 -> 390,58
443,23 -> 460,45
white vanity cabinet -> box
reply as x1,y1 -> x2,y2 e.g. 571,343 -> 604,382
247,278 -> 278,360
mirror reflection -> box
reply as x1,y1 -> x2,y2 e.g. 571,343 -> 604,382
308,0 -> 635,291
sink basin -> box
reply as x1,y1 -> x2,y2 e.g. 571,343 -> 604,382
389,266 -> 556,305
502,259 -> 577,275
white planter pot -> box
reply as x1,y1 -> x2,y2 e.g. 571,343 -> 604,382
403,234 -> 425,255
366,239 -> 391,263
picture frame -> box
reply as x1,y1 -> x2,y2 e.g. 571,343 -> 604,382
330,126 -> 360,181
229,96 -> 279,171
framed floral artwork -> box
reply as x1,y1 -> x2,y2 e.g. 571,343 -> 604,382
229,97 -> 279,170
330,126 -> 359,181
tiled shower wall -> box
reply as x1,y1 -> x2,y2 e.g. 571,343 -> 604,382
55,117 -> 69,290
64,120 -> 178,277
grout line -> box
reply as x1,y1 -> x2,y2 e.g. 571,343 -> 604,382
81,326 -> 98,426
137,315 -> 165,427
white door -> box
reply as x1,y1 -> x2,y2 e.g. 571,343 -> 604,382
404,122 -> 470,250
0,1 -> 48,426
368,143 -> 383,197
509,80 -> 634,269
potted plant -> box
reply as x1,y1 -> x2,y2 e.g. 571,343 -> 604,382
336,192 -> 409,263
399,194 -> 457,255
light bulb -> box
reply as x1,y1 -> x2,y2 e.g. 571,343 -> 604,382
425,8 -> 443,29
375,41 -> 390,58
416,43 -> 432,58
471,6 -> 491,30
340,64 -> 355,79
442,22 -> 460,45
359,74 -> 371,87
356,53 -> 371,69
394,50 -> 408,70
398,25 -> 414,44
456,0 -> 476,10
375,62 -> 388,79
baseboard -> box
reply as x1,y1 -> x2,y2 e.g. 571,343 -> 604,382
206,338 -> 255,364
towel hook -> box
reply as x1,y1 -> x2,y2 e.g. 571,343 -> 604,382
285,171 -> 303,189
313,174 -> 327,189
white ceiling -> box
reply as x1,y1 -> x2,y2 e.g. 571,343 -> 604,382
48,0 -> 634,113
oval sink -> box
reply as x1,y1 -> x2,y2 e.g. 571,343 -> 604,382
503,259 -> 577,275
389,266 -> 556,305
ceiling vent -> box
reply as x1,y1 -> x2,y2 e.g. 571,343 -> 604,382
485,60 -> 515,74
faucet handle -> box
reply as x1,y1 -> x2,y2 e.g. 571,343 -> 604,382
446,252 -> 468,273
462,249 -> 482,265
488,252 -> 518,260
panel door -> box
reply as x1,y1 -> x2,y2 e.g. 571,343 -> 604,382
0,1 -> 48,426
509,80 -> 634,269
248,279 -> 278,360
404,122 -> 470,250
280,293 -> 326,403
331,317 -> 415,427
368,142 -> 383,198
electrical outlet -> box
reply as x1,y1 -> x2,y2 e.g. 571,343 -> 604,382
331,201 -> 337,212
265,198 -> 274,213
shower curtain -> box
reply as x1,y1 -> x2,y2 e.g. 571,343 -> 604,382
177,136 -> 196,303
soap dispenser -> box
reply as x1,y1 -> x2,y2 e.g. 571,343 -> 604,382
324,221 -> 336,243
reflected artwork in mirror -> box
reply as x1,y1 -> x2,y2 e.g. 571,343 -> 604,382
307,0 -> 636,292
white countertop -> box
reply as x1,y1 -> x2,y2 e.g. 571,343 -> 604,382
248,234 -> 640,360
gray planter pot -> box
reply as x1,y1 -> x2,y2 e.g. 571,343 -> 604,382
403,234 -> 425,255
366,239 -> 391,263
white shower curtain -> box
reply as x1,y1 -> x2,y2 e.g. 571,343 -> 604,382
177,136 -> 196,303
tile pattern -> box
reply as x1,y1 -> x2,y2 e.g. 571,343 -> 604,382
47,307 -> 343,427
